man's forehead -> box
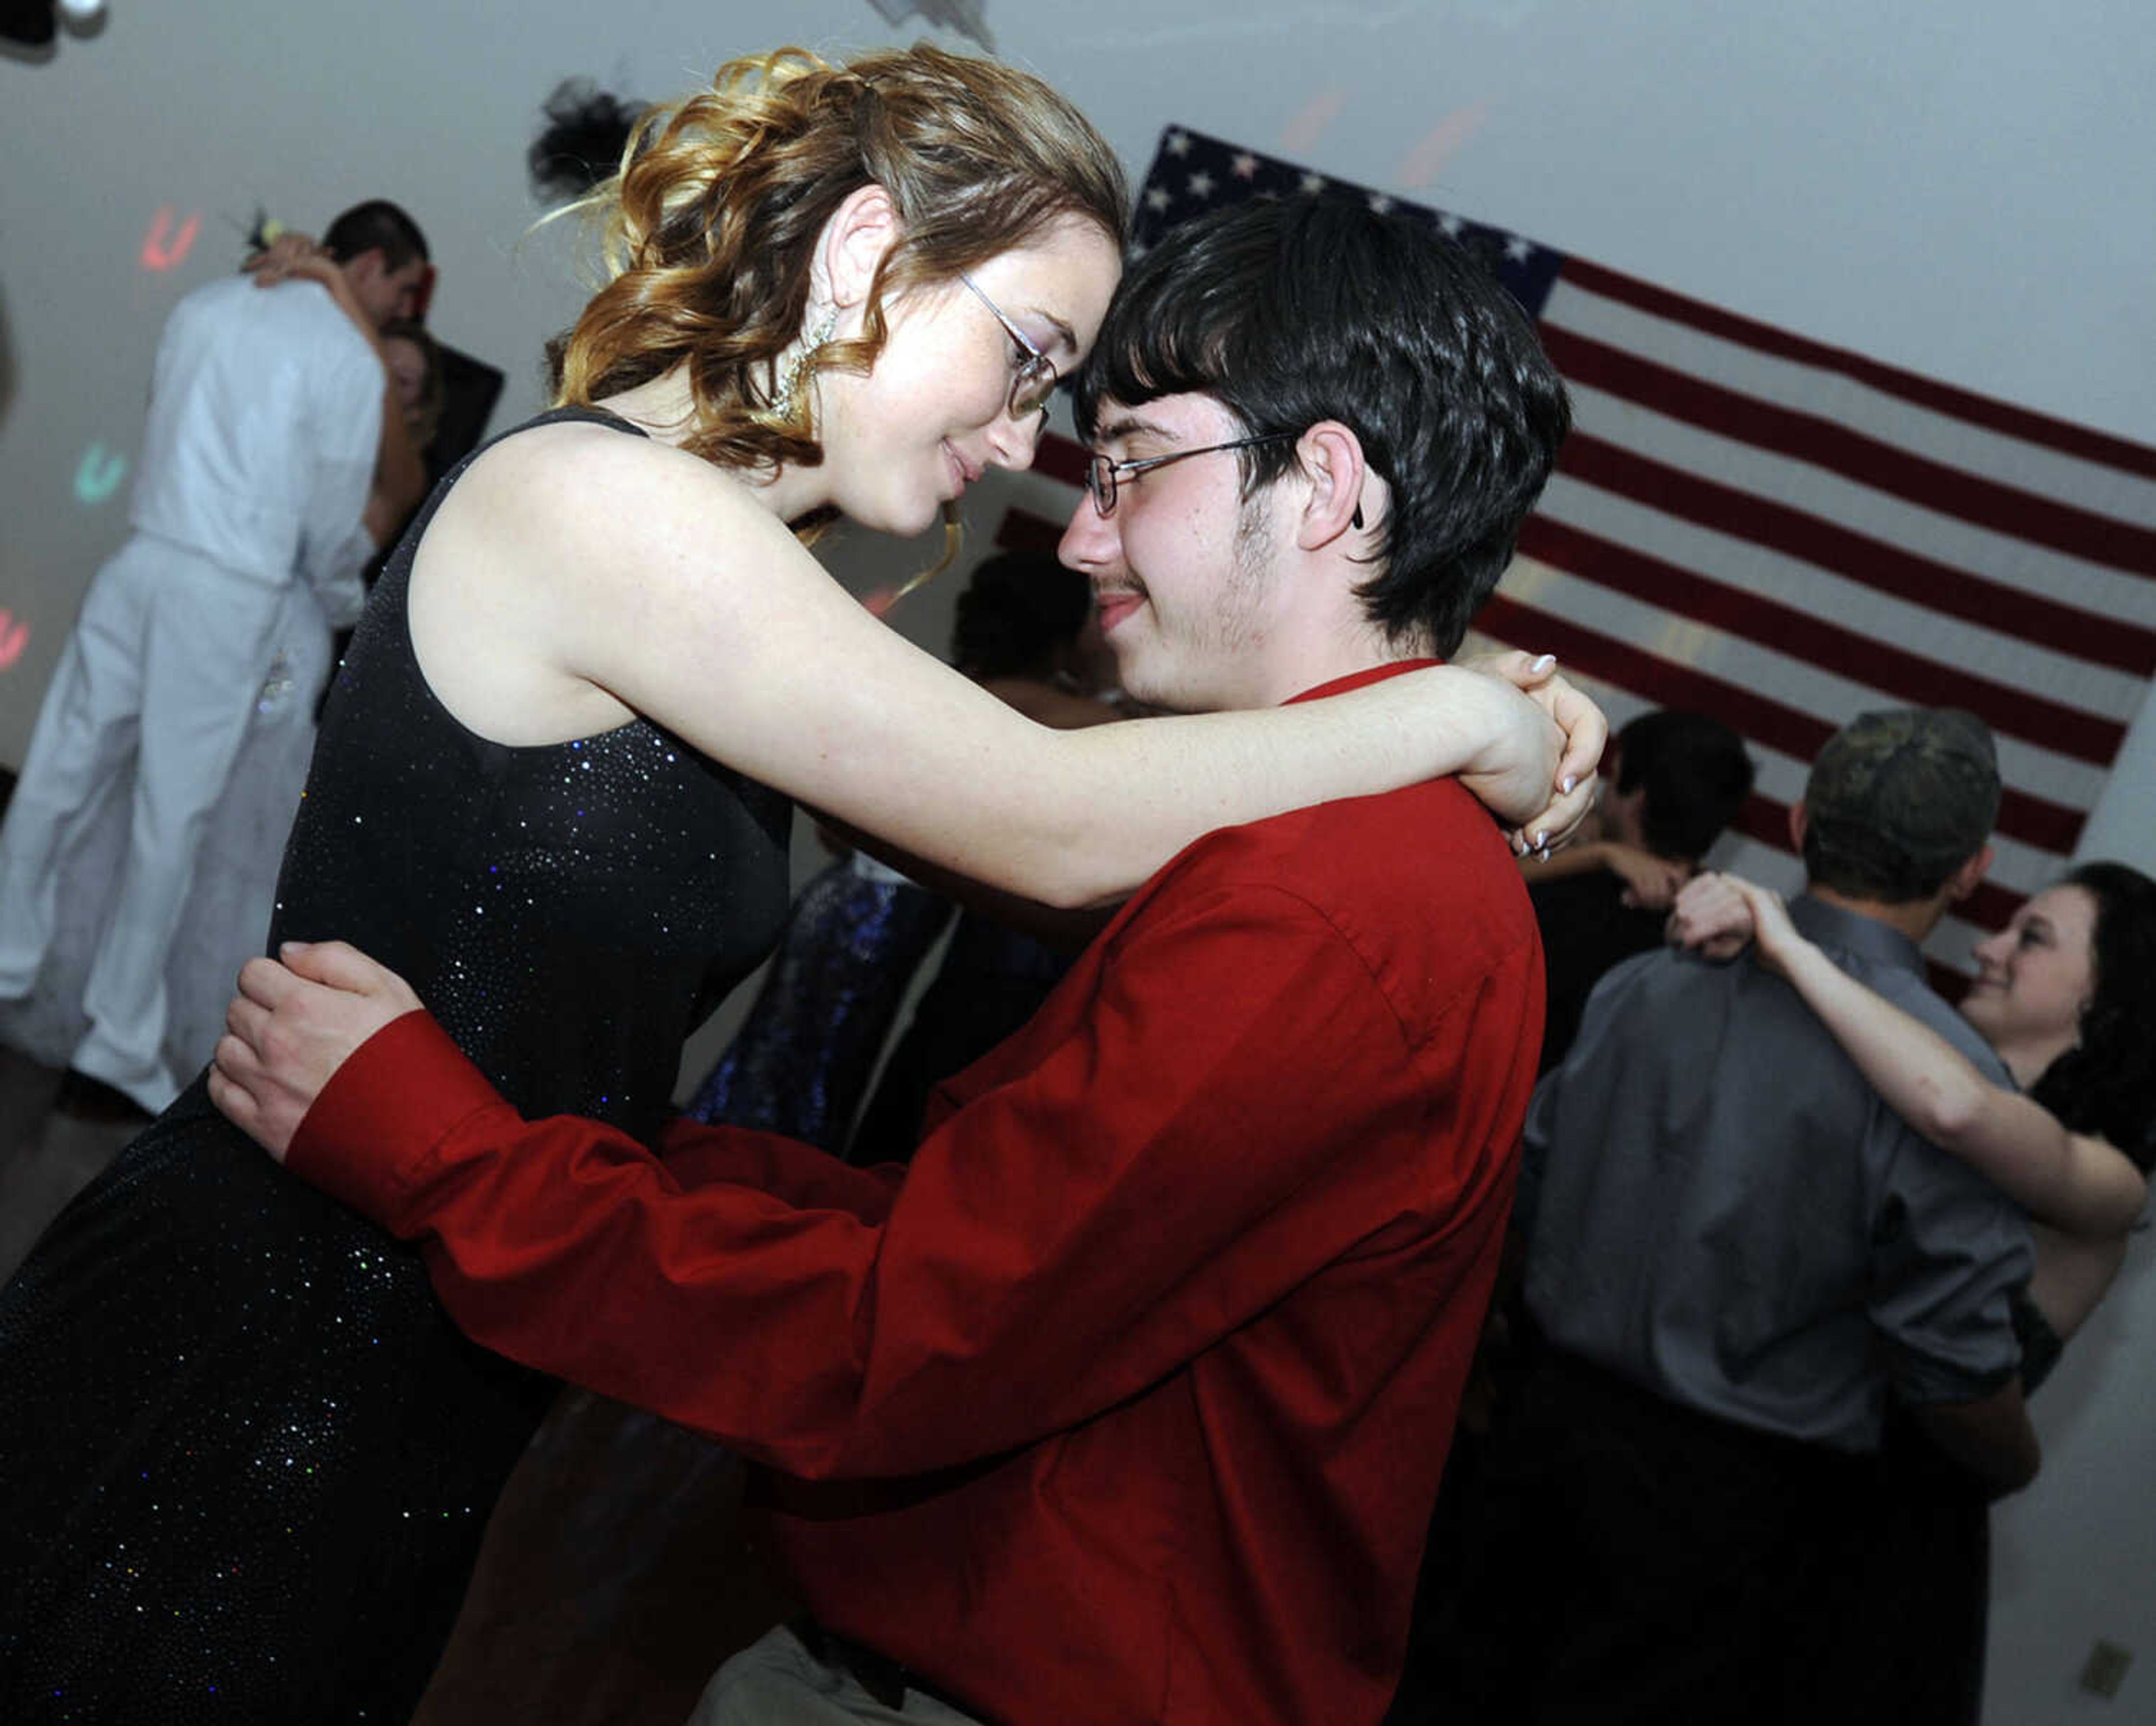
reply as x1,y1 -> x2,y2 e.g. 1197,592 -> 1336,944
1093,391 -> 1233,448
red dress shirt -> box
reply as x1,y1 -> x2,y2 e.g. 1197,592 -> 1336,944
289,662 -> 1545,1724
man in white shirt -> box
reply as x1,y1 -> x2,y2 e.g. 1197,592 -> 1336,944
0,199 -> 431,1117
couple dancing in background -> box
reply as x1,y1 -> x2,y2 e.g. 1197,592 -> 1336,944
0,203 -> 438,1120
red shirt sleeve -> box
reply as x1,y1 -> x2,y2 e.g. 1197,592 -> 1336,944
652,1115 -> 906,1223
289,879 -> 1439,1481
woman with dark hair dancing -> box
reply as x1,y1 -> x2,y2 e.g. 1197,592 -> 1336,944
0,43 -> 1597,1723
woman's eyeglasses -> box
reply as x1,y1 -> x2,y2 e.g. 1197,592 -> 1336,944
960,275 -> 1060,423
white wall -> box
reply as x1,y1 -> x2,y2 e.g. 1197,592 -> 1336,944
4,2 -> 2152,1715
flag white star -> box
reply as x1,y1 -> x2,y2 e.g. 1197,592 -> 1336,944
1189,171 -> 1216,198
1504,235 -> 1533,262
1368,193 -> 1395,215
1231,153 -> 1259,179
1166,130 -> 1191,157
1438,212 -> 1465,236
1145,186 -> 1171,212
1299,171 -> 1327,195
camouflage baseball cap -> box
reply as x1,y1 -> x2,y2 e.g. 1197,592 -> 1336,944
1804,708 -> 2000,896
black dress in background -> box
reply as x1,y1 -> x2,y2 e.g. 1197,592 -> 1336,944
0,408 -> 793,1722
848,912 -> 1076,1166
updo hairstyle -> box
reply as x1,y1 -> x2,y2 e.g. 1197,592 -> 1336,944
552,44 -> 1129,478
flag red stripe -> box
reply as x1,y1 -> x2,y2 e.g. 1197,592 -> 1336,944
1473,593 -> 2088,855
1541,325 -> 2156,578
1516,516 -> 2126,764
1560,255 -> 2156,484
994,505 -> 1070,554
1556,432 -> 2156,677
1035,432 -> 1091,488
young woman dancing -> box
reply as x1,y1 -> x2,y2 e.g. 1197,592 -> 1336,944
0,43 -> 1597,1723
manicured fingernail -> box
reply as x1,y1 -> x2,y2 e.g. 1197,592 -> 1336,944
1535,830 -> 1549,849
1560,774 -> 1576,794
1531,654 -> 1555,672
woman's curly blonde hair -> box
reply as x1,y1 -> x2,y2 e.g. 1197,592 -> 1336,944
552,44 -> 1130,480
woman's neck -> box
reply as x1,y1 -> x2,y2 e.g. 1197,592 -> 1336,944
595,368 -> 829,523
1993,1029 -> 2077,1091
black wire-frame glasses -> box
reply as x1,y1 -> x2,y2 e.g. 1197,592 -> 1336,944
1084,433 -> 1298,517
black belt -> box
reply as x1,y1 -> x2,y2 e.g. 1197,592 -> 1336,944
793,1619 -> 986,1719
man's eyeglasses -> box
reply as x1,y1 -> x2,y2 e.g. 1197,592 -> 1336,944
1084,433 -> 1298,518
960,275 -> 1059,423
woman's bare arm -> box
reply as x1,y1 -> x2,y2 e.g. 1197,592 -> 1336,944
1669,874 -> 2149,1239
408,427 -> 1604,908
2027,1226 -> 2131,1343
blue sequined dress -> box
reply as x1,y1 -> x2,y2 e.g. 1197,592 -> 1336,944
0,408 -> 793,1721
686,850 -> 953,1152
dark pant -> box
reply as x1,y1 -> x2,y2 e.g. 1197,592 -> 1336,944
1426,1348 -> 1878,1725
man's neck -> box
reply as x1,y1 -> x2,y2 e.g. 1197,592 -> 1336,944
1805,881 -> 1944,946
1245,614 -> 1429,710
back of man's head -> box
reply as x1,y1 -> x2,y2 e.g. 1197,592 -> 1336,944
323,199 -> 430,272
1074,194 -> 1571,657
1802,707 -> 2000,903
1614,709 -> 1755,863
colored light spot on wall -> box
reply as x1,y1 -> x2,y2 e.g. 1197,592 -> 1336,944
1278,88 -> 1345,156
75,442 -> 128,506
140,207 -> 202,273
1395,102 -> 1492,190
0,611 -> 30,672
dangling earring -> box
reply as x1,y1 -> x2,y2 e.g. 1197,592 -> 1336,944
775,306 -> 839,421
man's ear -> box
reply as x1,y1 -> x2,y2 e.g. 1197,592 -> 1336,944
343,247 -> 386,292
819,183 -> 901,312
1788,800 -> 1809,853
1945,843 -> 1994,905
1291,421 -> 1373,551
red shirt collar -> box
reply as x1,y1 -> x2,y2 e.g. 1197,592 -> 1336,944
1285,657 -> 1444,706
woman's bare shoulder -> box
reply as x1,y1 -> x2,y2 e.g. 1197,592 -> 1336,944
450,415 -> 715,513
438,415 -> 796,570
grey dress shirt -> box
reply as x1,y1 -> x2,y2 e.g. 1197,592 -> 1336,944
1521,894 -> 2032,1453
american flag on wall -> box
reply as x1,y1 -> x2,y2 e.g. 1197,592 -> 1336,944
997,126 -> 2156,981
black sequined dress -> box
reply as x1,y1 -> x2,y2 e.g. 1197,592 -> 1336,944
0,408 -> 793,1720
